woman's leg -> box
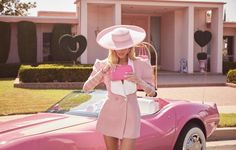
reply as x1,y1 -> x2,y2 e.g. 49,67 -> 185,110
120,138 -> 136,150
103,135 -> 119,150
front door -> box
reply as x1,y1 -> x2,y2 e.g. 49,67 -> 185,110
223,36 -> 234,62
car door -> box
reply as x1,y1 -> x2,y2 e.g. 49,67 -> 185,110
135,108 -> 176,150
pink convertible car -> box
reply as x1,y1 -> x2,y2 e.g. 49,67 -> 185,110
0,90 -> 219,150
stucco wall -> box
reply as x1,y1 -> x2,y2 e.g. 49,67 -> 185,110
87,4 -> 114,64
160,9 -> 194,72
224,27 -> 236,61
159,8 -> 212,72
224,28 -> 236,36
38,11 -> 76,17
36,23 -> 54,63
7,23 -> 56,63
150,17 -> 161,65
161,11 -> 175,71
7,23 -> 19,63
174,10 -> 186,72
194,8 -> 209,71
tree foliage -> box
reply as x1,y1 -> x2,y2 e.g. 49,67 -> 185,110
0,21 -> 11,63
0,0 -> 36,16
51,24 -> 72,61
17,21 -> 37,63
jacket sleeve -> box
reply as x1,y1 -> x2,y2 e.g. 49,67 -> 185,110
83,59 -> 104,92
138,59 -> 156,96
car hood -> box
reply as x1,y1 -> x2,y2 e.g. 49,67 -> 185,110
0,113 -> 96,142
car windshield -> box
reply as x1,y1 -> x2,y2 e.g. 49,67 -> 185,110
46,90 -> 107,117
46,90 -> 161,117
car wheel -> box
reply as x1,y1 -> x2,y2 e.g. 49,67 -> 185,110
174,123 -> 206,150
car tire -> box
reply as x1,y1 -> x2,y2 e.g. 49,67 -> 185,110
174,123 -> 206,150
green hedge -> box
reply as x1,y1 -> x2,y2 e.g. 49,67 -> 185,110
0,21 -> 11,63
17,21 -> 37,63
223,61 -> 236,75
51,24 -> 72,61
0,64 -> 21,78
227,69 -> 236,84
19,64 -> 93,82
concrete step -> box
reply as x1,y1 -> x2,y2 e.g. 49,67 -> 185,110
208,128 -> 236,141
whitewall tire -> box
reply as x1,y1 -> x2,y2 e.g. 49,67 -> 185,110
174,124 -> 206,150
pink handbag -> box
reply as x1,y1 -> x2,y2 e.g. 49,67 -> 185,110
110,65 -> 133,81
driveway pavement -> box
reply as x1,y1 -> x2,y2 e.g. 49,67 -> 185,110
156,73 -> 236,113
157,86 -> 236,113
207,140 -> 236,150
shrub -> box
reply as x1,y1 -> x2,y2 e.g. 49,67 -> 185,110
223,61 -> 236,75
0,21 -> 11,63
227,69 -> 236,84
51,24 -> 72,61
0,64 -> 21,78
197,52 -> 207,60
17,21 -> 37,63
19,64 -> 93,82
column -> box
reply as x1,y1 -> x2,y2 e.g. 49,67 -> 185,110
114,2 -> 121,25
234,35 -> 236,61
7,23 -> 19,63
37,24 -> 43,63
80,0 -> 88,64
211,6 -> 223,73
186,6 -> 194,73
76,2 -> 81,34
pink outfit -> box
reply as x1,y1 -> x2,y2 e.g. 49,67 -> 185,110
83,58 -> 154,139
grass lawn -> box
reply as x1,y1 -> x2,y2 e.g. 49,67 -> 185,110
0,79 -> 236,127
0,78 -> 72,115
219,113 -> 236,128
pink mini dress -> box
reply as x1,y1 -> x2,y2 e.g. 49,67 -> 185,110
83,57 -> 154,139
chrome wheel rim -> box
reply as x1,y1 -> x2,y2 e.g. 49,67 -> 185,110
185,134 -> 203,150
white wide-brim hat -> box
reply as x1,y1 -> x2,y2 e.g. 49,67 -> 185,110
96,25 -> 146,50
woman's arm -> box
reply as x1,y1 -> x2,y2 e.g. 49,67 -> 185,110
138,59 -> 157,97
138,79 -> 157,97
125,72 -> 157,97
125,59 -> 157,97
83,60 -> 105,92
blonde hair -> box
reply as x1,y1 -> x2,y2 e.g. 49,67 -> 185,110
107,47 -> 137,64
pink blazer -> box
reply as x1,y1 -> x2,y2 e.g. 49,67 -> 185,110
83,58 -> 154,94
83,57 -> 155,139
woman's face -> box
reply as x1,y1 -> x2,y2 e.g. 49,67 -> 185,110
115,48 -> 130,59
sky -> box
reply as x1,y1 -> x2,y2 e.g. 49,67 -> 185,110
22,0 -> 236,22
21,0 -> 77,15
224,0 -> 236,21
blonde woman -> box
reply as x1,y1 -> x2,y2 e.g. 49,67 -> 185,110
83,25 -> 156,150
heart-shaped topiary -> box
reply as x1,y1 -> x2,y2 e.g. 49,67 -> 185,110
194,30 -> 212,47
59,34 -> 87,63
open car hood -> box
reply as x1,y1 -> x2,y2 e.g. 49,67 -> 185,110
0,113 -> 96,141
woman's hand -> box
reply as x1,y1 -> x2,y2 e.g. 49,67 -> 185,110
125,72 -> 157,97
124,72 -> 142,84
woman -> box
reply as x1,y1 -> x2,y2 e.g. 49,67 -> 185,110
83,25 -> 156,150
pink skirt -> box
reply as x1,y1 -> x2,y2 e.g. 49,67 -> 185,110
96,93 -> 140,139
